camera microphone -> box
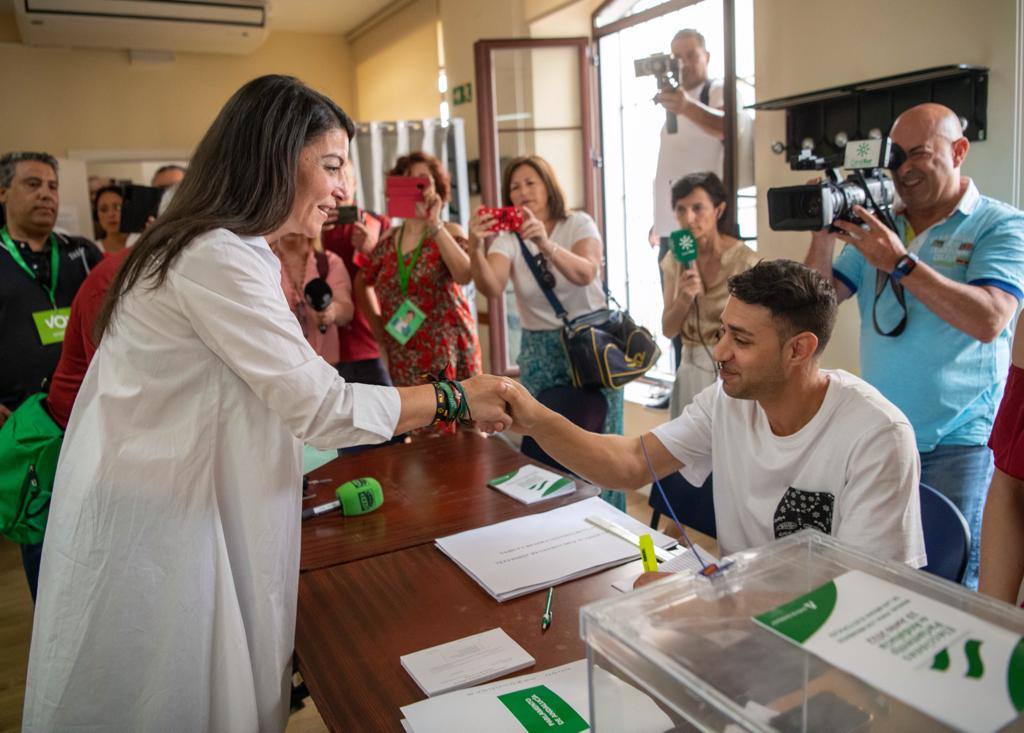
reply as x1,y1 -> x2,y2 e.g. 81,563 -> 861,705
304,278 -> 333,334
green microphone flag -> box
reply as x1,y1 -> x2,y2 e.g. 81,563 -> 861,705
670,229 -> 698,266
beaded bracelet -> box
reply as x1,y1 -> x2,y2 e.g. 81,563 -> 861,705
431,373 -> 472,426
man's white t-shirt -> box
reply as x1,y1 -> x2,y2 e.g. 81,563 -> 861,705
489,211 -> 606,331
652,79 -> 755,237
651,369 -> 927,567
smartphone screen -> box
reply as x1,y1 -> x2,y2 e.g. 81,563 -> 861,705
118,185 -> 164,233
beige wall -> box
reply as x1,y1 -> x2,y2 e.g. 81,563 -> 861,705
0,15 -> 355,156
753,0 -> 1021,373
350,0 -> 441,121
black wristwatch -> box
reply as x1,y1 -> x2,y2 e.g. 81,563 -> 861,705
891,252 -> 919,283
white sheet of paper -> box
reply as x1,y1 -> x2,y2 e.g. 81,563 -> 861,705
400,628 -> 535,697
611,545 -> 720,593
435,496 -> 677,601
488,464 -> 576,505
400,659 -> 674,733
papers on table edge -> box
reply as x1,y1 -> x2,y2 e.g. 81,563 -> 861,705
488,464 -> 576,505
399,628 -> 535,697
435,496 -> 678,602
399,659 -> 674,733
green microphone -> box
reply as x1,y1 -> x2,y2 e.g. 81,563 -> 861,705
670,228 -> 698,268
301,477 -> 383,519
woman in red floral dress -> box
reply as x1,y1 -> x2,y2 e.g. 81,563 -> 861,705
355,151 -> 481,387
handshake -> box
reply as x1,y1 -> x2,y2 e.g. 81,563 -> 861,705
476,206 -> 524,233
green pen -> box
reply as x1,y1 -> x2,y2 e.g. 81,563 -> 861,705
541,587 -> 553,631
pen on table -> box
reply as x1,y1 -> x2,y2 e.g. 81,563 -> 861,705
541,587 -> 553,632
306,478 -> 332,485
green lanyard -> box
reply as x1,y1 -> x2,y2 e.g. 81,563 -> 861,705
1,227 -> 60,308
394,223 -> 428,296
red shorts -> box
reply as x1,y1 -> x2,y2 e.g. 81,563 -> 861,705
989,364 -> 1024,481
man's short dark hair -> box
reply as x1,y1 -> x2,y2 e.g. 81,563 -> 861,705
728,259 -> 837,354
0,152 -> 58,188
672,28 -> 706,49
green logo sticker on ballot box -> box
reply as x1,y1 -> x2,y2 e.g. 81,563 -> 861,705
753,569 -> 1024,733
32,307 -> 70,345
497,685 -> 588,733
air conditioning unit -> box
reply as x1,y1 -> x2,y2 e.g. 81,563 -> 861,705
13,0 -> 270,56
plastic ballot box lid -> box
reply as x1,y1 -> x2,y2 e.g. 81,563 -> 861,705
580,530 -> 1024,733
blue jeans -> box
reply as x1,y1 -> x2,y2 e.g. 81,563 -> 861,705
919,444 -> 993,590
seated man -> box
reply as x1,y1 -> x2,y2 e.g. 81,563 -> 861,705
503,259 -> 926,565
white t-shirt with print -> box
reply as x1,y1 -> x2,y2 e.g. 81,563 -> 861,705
489,211 -> 607,331
651,369 -> 926,567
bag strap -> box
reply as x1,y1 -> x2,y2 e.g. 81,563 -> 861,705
699,79 -> 712,106
314,250 -> 328,280
517,233 -> 569,323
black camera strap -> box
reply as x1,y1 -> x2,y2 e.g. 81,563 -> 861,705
517,233 -> 569,324
872,270 -> 908,337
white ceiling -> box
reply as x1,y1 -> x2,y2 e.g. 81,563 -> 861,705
0,0 -> 400,36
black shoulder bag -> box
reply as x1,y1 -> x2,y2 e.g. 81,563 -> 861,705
517,234 -> 660,390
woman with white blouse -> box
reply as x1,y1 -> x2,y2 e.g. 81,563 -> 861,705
468,154 -> 625,510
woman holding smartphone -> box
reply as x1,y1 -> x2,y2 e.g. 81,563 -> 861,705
354,151 -> 481,388
467,154 -> 625,510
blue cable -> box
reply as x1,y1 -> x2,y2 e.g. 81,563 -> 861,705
639,433 -> 710,571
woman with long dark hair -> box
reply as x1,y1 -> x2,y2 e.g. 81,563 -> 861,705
93,184 -> 129,254
22,75 -> 512,732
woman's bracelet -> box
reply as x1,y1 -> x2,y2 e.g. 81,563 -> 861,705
431,373 -> 472,425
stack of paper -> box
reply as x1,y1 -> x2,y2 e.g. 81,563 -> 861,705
400,628 -> 535,697
400,659 -> 673,733
488,464 -> 576,505
435,496 -> 677,601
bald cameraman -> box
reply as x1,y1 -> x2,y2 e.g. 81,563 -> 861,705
805,102 -> 1024,589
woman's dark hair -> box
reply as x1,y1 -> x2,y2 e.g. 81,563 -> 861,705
390,151 -> 450,203
727,259 -> 837,354
501,156 -> 568,222
95,75 -> 355,340
93,184 -> 123,224
670,171 -> 730,234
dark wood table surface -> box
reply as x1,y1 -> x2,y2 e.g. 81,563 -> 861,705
300,429 -> 598,572
295,542 -> 647,733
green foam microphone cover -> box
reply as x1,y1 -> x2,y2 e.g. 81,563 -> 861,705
670,228 -> 698,266
336,477 -> 383,516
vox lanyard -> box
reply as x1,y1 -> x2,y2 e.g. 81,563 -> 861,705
1,227 -> 60,307
394,223 -> 427,295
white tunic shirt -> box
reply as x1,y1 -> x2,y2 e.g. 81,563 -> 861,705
23,229 -> 401,732
651,370 -> 927,567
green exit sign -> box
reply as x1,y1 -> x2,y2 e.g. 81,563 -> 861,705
452,82 -> 473,106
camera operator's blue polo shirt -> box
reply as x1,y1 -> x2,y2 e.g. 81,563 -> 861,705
832,180 -> 1024,452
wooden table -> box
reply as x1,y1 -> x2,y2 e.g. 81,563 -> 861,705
300,430 -> 597,571
296,543 -> 646,732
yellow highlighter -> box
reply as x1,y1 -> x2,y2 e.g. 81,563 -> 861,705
638,533 -> 658,573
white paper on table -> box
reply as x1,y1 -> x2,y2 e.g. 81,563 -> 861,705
488,464 -> 576,505
612,546 -> 721,593
400,628 -> 535,697
400,659 -> 674,733
435,496 -> 677,601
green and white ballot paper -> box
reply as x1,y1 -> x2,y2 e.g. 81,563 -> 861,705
488,465 -> 575,505
754,569 -> 1024,733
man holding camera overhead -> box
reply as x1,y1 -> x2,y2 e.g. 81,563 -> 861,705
648,29 -> 752,362
805,103 -> 1024,589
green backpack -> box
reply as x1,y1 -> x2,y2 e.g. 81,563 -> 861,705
0,393 -> 64,545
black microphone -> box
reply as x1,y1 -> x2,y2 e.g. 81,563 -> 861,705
304,278 -> 333,334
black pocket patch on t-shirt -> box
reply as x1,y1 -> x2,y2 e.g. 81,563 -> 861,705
773,487 -> 834,538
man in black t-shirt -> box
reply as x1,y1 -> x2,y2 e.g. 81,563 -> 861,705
0,151 -> 102,426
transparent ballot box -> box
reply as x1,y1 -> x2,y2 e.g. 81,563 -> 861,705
580,530 -> 1024,733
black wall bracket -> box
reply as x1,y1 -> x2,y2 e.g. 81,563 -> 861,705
750,65 -> 988,166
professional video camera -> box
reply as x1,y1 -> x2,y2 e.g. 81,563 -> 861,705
634,53 -> 680,134
766,137 -> 907,232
